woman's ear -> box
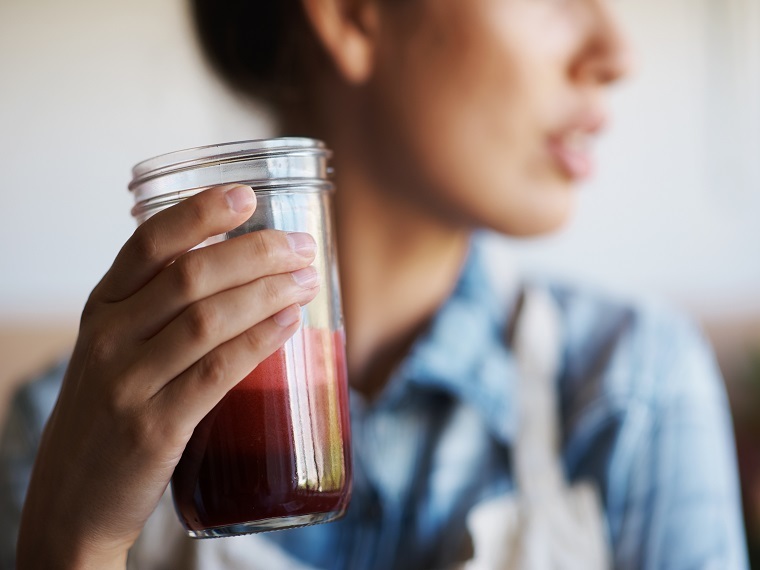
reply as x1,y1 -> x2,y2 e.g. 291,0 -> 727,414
301,0 -> 379,84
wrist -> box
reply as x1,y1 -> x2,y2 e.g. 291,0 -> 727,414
17,535 -> 128,570
17,514 -> 129,570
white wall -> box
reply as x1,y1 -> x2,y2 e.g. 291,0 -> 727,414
0,0 -> 270,320
1,0 -> 758,322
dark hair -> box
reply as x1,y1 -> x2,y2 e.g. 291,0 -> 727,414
189,0 -> 320,112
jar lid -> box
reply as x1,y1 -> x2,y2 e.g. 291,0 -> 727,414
129,137 -> 332,205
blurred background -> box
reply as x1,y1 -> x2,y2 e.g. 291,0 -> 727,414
1,0 -> 759,561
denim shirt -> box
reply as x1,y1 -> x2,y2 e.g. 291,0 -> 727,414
0,240 -> 748,569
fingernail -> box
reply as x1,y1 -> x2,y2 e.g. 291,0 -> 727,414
273,305 -> 301,327
286,232 -> 317,256
224,185 -> 255,213
291,266 -> 319,288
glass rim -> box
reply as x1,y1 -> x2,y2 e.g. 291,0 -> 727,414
130,137 -> 327,187
128,137 -> 332,206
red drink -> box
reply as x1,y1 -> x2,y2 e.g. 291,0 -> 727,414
172,328 -> 352,536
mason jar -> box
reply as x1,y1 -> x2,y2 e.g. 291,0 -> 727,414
128,138 -> 352,538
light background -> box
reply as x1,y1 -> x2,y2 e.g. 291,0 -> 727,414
0,0 -> 758,324
2,0 -> 760,549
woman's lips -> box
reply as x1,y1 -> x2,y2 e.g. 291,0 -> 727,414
548,131 -> 595,181
548,111 -> 607,181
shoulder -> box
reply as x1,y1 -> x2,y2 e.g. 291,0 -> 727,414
545,282 -> 738,513
546,282 -> 721,413
1,360 -> 65,480
0,361 -> 66,566
542,286 -> 747,569
4,360 -> 66,438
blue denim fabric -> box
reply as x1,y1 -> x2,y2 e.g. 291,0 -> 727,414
0,239 -> 748,569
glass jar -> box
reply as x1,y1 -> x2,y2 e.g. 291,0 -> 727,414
128,138 -> 352,538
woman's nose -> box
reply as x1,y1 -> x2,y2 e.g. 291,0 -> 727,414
571,0 -> 635,86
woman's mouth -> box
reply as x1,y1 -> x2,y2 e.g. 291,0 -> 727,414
548,111 -> 607,182
548,130 -> 595,181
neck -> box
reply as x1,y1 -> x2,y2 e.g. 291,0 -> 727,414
284,87 -> 471,398
332,157 -> 470,398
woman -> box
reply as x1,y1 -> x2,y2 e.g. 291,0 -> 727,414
3,0 -> 748,567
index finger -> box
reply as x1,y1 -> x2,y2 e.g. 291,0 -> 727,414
93,184 -> 256,303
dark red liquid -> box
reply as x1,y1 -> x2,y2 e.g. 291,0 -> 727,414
172,328 -> 352,533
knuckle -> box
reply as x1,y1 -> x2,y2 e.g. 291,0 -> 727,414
121,410 -> 157,454
172,253 -> 203,298
126,405 -> 186,455
107,381 -> 184,456
105,379 -> 136,418
84,329 -> 116,367
104,382 -> 174,456
242,326 -> 268,357
250,230 -> 281,265
99,372 -> 143,431
185,302 -> 220,342
131,226 -> 161,263
152,419 -> 189,453
186,197 -> 213,228
260,274 -> 287,306
195,352 -> 228,390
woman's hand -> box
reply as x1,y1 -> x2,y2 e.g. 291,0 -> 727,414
16,185 -> 320,569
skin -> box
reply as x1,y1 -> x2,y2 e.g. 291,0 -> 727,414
17,0 -> 630,566
308,0 -> 631,392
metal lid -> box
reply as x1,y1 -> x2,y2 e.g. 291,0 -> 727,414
129,137 -> 332,205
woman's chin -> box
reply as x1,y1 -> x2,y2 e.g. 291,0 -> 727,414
486,186 -> 578,237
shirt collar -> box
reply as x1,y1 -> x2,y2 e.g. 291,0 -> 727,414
384,235 -> 520,445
